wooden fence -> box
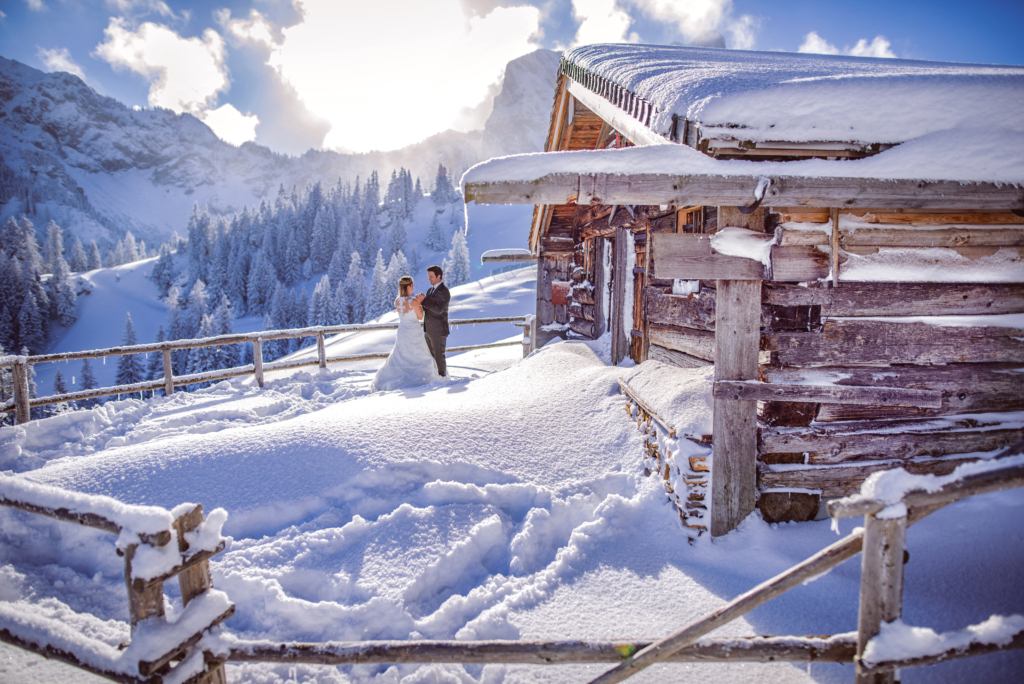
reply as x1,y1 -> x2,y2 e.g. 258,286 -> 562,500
0,314 -> 538,424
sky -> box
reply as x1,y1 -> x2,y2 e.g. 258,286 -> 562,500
2,0 -> 1022,156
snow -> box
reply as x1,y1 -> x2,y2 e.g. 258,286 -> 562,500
464,128 -> 1024,186
562,45 -> 1024,146
710,227 -> 777,268
481,248 -> 534,260
837,246 -> 1024,283
862,614 -> 1024,667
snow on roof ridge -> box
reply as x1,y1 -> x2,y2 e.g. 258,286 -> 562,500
559,44 -> 1024,145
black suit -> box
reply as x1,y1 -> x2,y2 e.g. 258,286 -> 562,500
421,282 -> 450,376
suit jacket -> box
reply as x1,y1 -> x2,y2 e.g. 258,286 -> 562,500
421,282 -> 451,337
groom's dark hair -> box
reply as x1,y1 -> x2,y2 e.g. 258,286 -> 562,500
427,265 -> 443,278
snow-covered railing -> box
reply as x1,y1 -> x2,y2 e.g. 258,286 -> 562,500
0,315 -> 537,424
585,440 -> 1024,684
0,476 -> 232,683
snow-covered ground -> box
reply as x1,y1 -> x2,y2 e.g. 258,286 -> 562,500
2,326 -> 1023,683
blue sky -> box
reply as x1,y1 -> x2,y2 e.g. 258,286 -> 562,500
2,0 -> 1022,155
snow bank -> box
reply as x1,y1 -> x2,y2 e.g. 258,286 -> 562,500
710,227 -> 777,268
563,45 -> 1024,146
862,614 -> 1024,666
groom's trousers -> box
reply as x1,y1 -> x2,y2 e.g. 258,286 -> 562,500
425,332 -> 447,377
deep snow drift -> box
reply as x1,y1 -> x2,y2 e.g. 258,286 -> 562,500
2,334 -> 1023,683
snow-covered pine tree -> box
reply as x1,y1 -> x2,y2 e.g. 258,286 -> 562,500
225,237 -> 250,315
327,246 -> 348,288
426,211 -> 447,251
442,229 -> 471,287
339,252 -> 367,324
207,222 -> 230,300
165,287 -> 190,375
20,346 -> 42,419
246,249 -> 277,316
309,275 -> 333,327
360,172 -> 381,266
266,283 -> 289,360
291,287 -> 310,352
186,313 -> 219,388
310,204 -> 337,272
145,325 -> 166,395
387,251 -> 411,284
367,251 -> 391,319
212,295 -> 238,368
183,280 -> 209,339
86,240 -> 102,270
385,219 -> 407,260
408,247 -> 419,272
151,244 -> 175,297
50,252 -> 77,327
17,289 -> 46,354
43,220 -> 63,274
282,228 -> 302,286
115,313 -> 145,387
187,204 -> 212,288
67,237 -> 87,273
123,231 -> 139,263
51,369 -> 70,414
79,357 -> 99,408
432,163 -> 453,206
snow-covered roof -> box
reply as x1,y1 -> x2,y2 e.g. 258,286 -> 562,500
561,44 -> 1024,146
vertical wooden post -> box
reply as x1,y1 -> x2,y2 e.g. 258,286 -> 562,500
316,332 -> 327,369
830,208 -> 840,287
12,359 -> 30,425
124,545 -> 165,628
530,314 -> 538,355
856,510 -> 908,684
174,505 -> 227,684
611,226 -> 629,365
162,348 -> 174,396
710,279 -> 762,536
253,338 -> 264,388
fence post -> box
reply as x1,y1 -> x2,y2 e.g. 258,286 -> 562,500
12,358 -> 30,425
253,338 -> 264,388
856,509 -> 908,684
317,332 -> 327,369
162,348 -> 174,396
530,315 -> 538,355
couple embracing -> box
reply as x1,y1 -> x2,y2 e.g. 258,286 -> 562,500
372,265 -> 451,392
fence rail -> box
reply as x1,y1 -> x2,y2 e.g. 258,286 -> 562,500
1,315 -> 537,424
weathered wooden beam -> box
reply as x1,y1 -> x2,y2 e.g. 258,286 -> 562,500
12,360 -> 29,425
762,282 -> 1024,317
648,344 -> 712,369
648,324 -> 715,361
225,635 -> 857,666
858,628 -> 1024,675
855,512 -> 907,684
773,208 -> 1024,225
714,381 -> 942,408
780,226 -> 1024,248
765,320 -> 1024,366
711,279 -> 761,537
0,628 -> 149,684
465,173 -> 1024,210
619,377 -> 677,437
652,233 -> 765,280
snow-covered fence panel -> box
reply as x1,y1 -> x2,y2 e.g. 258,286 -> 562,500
0,476 -> 232,683
0,315 -> 529,421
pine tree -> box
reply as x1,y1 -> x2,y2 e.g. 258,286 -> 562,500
327,246 -> 348,288
266,283 -> 289,360
309,275 -> 333,327
146,325 -> 167,391
115,313 -> 145,387
246,249 -> 277,316
51,369 -> 71,414
87,240 -> 102,270
212,295 -> 238,368
183,279 -> 209,339
50,252 -> 77,327
426,211 -> 447,251
187,204 -> 212,288
150,244 -> 175,297
165,287 -> 190,375
385,218 -> 407,260
22,347 -> 41,420
80,357 -> 99,408
187,314 -> 219,387
432,163 -> 453,206
17,289 -> 46,354
387,251 -> 410,284
282,228 -> 301,286
43,220 -> 63,274
291,287 -> 310,352
338,252 -> 367,324
442,229 -> 471,287
123,231 -> 139,263
309,204 -> 337,272
225,238 -> 250,315
67,237 -> 87,272
368,250 -> 391,319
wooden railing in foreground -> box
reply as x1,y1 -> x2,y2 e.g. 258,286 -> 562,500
0,477 -> 232,683
0,314 -> 538,424
3,444 -> 1022,682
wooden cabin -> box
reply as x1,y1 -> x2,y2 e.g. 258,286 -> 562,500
465,45 -> 1024,536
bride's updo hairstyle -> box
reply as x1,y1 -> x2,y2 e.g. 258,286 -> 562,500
398,276 -> 414,297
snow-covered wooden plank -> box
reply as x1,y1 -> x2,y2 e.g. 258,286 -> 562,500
773,208 -> 1024,224
648,324 -> 715,362
779,226 -> 1024,248
651,233 -> 765,280
762,282 -> 1024,317
715,381 -> 941,408
220,634 -> 857,665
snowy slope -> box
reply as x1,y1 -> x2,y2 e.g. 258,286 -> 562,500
2,340 -> 1023,684
0,50 -> 560,248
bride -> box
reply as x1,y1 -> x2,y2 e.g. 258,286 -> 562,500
372,275 -> 443,391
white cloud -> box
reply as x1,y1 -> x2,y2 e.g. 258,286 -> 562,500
799,31 -> 896,58
228,0 -> 541,153
572,0 -> 634,45
26,0 -> 46,12
94,18 -> 228,115
201,103 -> 259,146
38,47 -> 87,80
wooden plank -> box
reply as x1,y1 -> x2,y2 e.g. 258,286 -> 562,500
770,245 -> 830,282
465,173 -> 1024,209
719,206 -> 768,232
585,529 -> 866,683
774,208 -> 1024,224
780,226 -> 1024,248
648,344 -> 712,369
715,381 -> 942,407
252,339 -> 264,388
648,324 -> 715,361
124,544 -> 164,628
612,227 -> 629,364
12,360 -> 29,425
594,237 -> 609,338
765,319 -> 1024,366
860,630 -> 1024,676
856,513 -> 906,684
763,282 -> 1024,317
652,233 -> 765,280
758,457 -> 982,498
760,427 -> 1024,466
830,208 -> 840,287
570,319 -> 594,338
162,349 -> 174,396
762,363 -> 1024,422
645,290 -> 716,332
711,279 -> 762,537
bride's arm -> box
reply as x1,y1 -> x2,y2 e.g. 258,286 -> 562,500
411,298 -> 425,320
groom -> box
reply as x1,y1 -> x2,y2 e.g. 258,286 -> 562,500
416,265 -> 451,377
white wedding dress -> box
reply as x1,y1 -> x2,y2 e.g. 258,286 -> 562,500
372,296 -> 442,391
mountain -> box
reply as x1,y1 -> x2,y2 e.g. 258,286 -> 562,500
0,49 -> 561,248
